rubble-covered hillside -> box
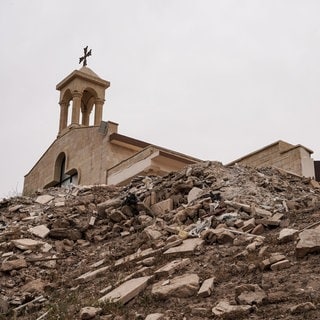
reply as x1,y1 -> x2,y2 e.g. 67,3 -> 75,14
1,161 -> 320,320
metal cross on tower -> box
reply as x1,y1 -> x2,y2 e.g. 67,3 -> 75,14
79,46 -> 92,67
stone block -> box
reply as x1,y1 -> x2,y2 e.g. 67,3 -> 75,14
152,273 -> 199,299
28,225 -> 50,239
197,277 -> 215,297
296,229 -> 320,258
241,218 -> 256,232
35,195 -> 54,204
1,258 -> 27,271
187,187 -> 203,203
163,238 -> 204,255
76,266 -> 110,283
270,259 -> 290,271
235,284 -> 266,305
151,199 -> 173,216
278,228 -> 298,243
11,238 -> 45,251
99,276 -> 152,304
145,313 -> 164,320
155,258 -> 190,277
290,302 -> 316,314
212,300 -> 252,317
251,224 -> 265,235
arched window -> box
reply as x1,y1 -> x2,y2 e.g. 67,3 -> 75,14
54,153 -> 78,187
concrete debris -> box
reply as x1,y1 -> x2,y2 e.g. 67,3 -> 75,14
79,306 -> 102,319
212,300 -> 252,317
1,161 -> 320,318
296,229 -> 320,257
151,273 -> 199,298
99,276 -> 152,304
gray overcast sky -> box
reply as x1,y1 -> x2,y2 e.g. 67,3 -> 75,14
1,0 -> 320,198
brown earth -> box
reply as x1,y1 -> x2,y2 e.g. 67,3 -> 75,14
1,161 -> 320,319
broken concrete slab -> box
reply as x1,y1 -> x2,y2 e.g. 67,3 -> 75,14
115,248 -> 161,267
270,259 -> 290,271
35,195 -> 54,204
290,301 -> 316,314
76,266 -> 110,283
296,229 -> 320,258
145,313 -> 164,320
155,258 -> 190,277
151,198 -> 173,216
11,238 -> 45,251
163,238 -> 204,255
198,277 -> 215,297
151,273 -> 199,299
212,300 -> 252,317
235,284 -> 266,305
187,187 -> 203,203
99,276 -> 152,304
1,258 -> 27,271
28,225 -> 50,239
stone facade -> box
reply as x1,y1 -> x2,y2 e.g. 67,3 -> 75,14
228,140 -> 315,178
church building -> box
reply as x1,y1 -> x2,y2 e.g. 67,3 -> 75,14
23,52 -> 200,195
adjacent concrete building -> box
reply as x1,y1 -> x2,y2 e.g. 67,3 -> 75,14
228,140 -> 315,178
23,66 -> 200,195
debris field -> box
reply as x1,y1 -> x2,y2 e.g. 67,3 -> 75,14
1,161 -> 320,319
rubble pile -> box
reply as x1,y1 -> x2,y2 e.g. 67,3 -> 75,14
1,161 -> 320,319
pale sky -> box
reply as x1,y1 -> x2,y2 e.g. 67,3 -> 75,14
1,0 -> 320,198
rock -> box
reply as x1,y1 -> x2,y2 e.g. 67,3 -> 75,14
99,276 -> 152,304
278,228 -> 299,243
197,277 -> 215,297
296,229 -> 320,258
163,238 -> 204,255
216,230 -> 235,244
35,195 -> 54,204
97,198 -> 122,215
260,254 -> 286,270
80,306 -> 102,319
145,313 -> 164,320
242,218 -> 256,232
21,279 -> 46,294
212,300 -> 252,317
76,266 -> 110,283
11,238 -> 45,250
109,209 -> 127,222
1,258 -> 27,271
151,199 -> 173,215
235,284 -> 266,305
155,258 -> 190,277
187,187 -> 203,203
28,224 -> 50,239
151,273 -> 199,299
251,224 -> 265,235
290,302 -> 316,314
143,226 -> 162,240
270,259 -> 290,271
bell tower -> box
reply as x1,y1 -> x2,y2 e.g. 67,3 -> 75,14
55,48 -> 110,136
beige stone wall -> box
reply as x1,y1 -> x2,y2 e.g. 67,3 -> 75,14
233,142 -> 314,177
23,126 -> 135,195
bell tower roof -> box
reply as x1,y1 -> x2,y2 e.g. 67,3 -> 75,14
56,66 -> 110,90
